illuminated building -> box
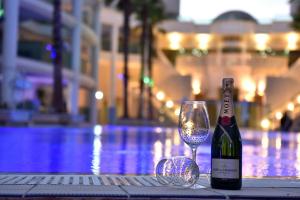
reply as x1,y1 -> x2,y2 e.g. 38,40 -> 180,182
157,10 -> 300,107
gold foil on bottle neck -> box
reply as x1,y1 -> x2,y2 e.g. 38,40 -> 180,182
222,78 -> 234,90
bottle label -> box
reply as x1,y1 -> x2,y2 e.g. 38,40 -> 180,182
212,159 -> 239,179
220,90 -> 233,118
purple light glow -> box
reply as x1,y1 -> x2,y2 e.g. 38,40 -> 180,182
45,44 -> 52,51
117,74 -> 124,80
27,76 -> 68,86
51,51 -> 56,59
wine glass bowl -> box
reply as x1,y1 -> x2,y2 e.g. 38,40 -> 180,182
178,101 -> 210,161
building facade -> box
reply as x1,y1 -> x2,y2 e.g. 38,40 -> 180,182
0,0 -> 104,123
157,11 -> 300,126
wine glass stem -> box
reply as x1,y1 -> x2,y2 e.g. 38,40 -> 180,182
192,148 -> 197,161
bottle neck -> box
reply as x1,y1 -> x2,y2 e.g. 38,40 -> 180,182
220,88 -> 234,118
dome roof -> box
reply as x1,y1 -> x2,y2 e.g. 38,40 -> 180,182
213,10 -> 257,23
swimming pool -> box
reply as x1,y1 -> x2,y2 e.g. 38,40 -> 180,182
0,125 -> 299,177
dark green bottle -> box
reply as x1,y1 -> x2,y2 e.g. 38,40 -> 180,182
211,78 -> 242,190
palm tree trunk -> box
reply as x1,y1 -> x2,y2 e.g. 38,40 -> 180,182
137,3 -> 147,119
147,23 -> 154,120
122,0 -> 130,119
52,0 -> 65,113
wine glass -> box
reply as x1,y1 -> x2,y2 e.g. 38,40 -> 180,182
156,156 -> 200,188
178,101 -> 210,162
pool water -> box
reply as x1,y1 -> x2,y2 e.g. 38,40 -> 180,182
0,125 -> 299,177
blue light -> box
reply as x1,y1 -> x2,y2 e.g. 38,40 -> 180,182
0,126 -> 298,176
51,51 -> 56,59
45,44 -> 52,51
15,79 -> 32,89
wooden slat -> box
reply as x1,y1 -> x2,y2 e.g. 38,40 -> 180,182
109,176 -> 120,185
28,176 -> 44,185
1,176 -> 18,184
62,175 -> 71,185
91,176 -> 101,185
100,175 -> 111,185
0,176 -> 14,184
7,176 -> 26,184
144,176 -> 162,186
125,176 -> 142,186
17,176 -> 34,184
135,176 -> 153,186
0,175 -> 8,180
83,176 -> 90,185
72,176 -> 80,185
116,176 -> 131,186
50,176 -> 61,185
39,176 -> 52,185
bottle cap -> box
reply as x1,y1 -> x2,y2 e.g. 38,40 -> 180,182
222,78 -> 234,90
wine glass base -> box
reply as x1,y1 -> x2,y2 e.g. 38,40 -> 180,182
191,183 -> 206,189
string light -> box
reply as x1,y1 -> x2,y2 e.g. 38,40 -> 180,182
156,91 -> 165,101
287,102 -> 295,111
297,95 -> 300,104
174,108 -> 180,116
257,80 -> 266,96
254,34 -> 269,51
261,118 -> 270,130
287,32 -> 298,50
166,100 -> 174,108
192,78 -> 201,95
196,34 -> 210,50
275,112 -> 283,120
167,32 -> 182,50
95,91 -> 104,100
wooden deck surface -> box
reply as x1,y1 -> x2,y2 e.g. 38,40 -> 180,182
0,174 -> 299,199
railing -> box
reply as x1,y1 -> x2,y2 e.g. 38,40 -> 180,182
248,55 -> 287,68
18,41 -> 91,76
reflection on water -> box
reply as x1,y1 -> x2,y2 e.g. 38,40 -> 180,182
0,126 -> 300,177
92,136 -> 101,175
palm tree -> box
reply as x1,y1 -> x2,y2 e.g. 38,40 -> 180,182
290,0 -> 300,67
291,0 -> 300,31
122,0 -> 131,119
134,0 -> 165,119
147,22 -> 154,119
146,1 -> 164,120
52,0 -> 65,113
137,2 -> 148,119
105,0 -> 131,119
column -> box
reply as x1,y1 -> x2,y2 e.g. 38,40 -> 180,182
108,24 -> 119,124
89,1 -> 102,125
1,0 -> 20,108
209,43 -> 223,99
216,43 -> 222,70
241,40 -> 247,67
70,0 -> 82,116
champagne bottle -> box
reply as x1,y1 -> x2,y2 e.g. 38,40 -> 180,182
211,78 -> 242,190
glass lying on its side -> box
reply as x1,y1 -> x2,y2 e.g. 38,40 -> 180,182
156,156 -> 200,188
